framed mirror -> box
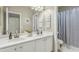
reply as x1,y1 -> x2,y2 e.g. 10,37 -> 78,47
6,8 -> 21,34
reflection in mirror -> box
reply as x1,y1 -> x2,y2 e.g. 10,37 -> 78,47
8,13 -> 20,34
4,11 -> 21,35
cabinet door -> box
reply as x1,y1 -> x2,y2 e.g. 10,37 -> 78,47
45,36 -> 53,52
35,38 -> 46,52
0,46 -> 16,52
16,41 -> 35,52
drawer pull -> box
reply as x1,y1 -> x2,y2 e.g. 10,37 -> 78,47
20,46 -> 23,48
14,48 -> 16,51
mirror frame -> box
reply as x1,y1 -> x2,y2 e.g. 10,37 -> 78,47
6,7 -> 21,34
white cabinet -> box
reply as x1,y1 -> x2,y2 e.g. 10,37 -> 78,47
45,36 -> 53,52
0,46 -> 16,52
35,38 -> 46,52
35,36 -> 53,52
0,35 -> 53,52
0,41 -> 35,52
16,41 -> 35,52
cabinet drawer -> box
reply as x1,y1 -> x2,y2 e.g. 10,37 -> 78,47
16,41 -> 35,52
0,46 -> 16,52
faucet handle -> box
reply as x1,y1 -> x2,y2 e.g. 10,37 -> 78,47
9,32 -> 12,39
6,30 -> 9,34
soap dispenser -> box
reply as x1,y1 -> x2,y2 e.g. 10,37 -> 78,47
9,32 -> 12,39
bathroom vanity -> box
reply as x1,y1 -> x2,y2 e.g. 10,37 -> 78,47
0,32 -> 54,52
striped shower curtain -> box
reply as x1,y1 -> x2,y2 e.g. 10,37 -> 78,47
58,7 -> 79,48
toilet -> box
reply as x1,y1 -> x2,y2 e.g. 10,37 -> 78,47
57,39 -> 64,52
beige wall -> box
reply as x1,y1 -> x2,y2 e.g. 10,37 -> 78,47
0,9 -> 1,33
0,7 -> 3,34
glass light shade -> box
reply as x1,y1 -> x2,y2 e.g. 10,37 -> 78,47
31,6 -> 44,11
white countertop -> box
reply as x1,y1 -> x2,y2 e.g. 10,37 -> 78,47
0,32 -> 53,49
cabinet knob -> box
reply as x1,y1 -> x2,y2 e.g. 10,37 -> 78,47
14,48 -> 16,51
20,46 -> 23,48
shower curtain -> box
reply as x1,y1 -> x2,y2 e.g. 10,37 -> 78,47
58,7 -> 79,48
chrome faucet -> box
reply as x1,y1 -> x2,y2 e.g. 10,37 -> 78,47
14,32 -> 19,38
36,29 -> 43,35
9,32 -> 12,39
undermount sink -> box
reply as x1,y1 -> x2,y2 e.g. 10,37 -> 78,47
0,38 -> 10,44
31,33 -> 42,37
0,37 -> 25,44
8,37 -> 25,42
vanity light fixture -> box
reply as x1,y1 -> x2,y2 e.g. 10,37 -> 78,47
31,6 -> 44,11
